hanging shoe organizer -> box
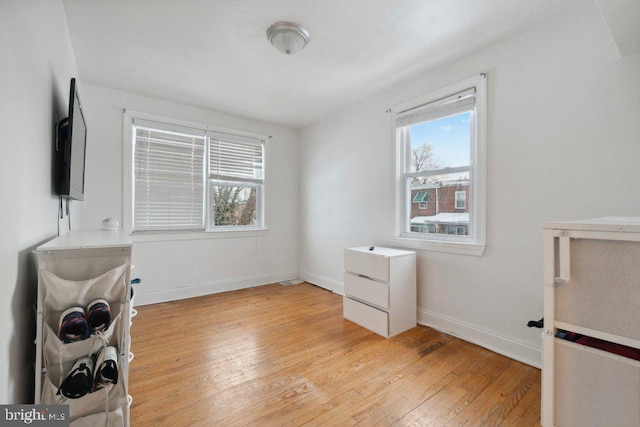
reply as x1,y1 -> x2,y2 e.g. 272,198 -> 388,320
35,230 -> 133,427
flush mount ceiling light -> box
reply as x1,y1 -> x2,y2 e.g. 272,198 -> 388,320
266,21 -> 310,55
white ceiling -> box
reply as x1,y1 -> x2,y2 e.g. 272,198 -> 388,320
63,0 -> 588,129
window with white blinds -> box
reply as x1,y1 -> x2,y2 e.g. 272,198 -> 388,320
209,132 -> 263,183
208,131 -> 264,228
134,126 -> 206,232
130,117 -> 266,233
396,87 -> 476,128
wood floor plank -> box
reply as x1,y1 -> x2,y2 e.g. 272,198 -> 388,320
283,332 -> 454,426
446,362 -> 540,426
129,283 -> 541,426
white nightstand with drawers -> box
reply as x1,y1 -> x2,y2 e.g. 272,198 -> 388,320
343,246 -> 416,338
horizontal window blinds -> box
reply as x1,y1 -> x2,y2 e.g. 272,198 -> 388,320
209,131 -> 264,184
396,87 -> 476,127
133,126 -> 206,232
132,117 -> 206,137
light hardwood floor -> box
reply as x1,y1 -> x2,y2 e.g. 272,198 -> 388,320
129,283 -> 541,426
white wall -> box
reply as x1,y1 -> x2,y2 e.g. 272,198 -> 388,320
77,85 -> 300,304
0,0 -> 79,403
1,1 -> 636,405
299,3 -> 640,367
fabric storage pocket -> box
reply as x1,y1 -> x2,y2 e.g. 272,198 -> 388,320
42,313 -> 123,385
70,407 -> 124,427
41,375 -> 126,421
40,263 -> 129,331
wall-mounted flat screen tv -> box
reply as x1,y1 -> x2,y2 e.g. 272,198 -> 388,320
56,77 -> 87,200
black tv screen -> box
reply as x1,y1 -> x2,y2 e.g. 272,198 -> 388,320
57,78 -> 87,200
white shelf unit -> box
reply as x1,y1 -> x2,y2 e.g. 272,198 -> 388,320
542,217 -> 640,426
343,247 -> 416,338
34,230 -> 133,426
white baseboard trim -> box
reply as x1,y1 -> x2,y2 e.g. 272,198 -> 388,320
298,270 -> 344,296
418,307 -> 542,368
135,271 -> 299,306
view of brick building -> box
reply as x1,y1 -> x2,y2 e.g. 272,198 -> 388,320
410,180 -> 469,235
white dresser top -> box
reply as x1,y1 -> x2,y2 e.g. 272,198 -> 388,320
36,230 -> 132,251
544,217 -> 640,233
346,246 -> 415,257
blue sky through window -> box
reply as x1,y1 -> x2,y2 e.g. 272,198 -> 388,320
410,112 -> 470,169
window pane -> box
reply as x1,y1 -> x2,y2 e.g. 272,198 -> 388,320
211,183 -> 258,227
455,191 -> 467,209
409,112 -> 471,173
133,127 -> 205,232
209,137 -> 264,182
408,171 -> 470,236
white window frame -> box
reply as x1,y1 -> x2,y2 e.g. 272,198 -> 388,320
392,74 -> 486,256
208,129 -> 265,231
455,191 -> 467,209
122,110 -> 269,242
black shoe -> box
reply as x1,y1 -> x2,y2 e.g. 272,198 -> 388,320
57,356 -> 94,399
87,299 -> 112,334
58,307 -> 90,343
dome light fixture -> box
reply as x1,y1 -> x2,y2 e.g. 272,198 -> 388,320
266,21 -> 310,55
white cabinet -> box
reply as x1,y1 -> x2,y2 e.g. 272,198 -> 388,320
542,217 -> 640,426
343,247 -> 416,338
34,230 -> 133,426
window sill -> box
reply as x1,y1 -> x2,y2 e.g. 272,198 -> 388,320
130,228 -> 268,243
387,237 -> 486,256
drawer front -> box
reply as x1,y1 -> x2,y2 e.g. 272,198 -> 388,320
554,339 -> 640,426
343,297 -> 389,337
344,273 -> 389,310
344,249 -> 389,282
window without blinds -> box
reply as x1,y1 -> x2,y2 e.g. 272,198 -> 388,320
133,127 -> 205,232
